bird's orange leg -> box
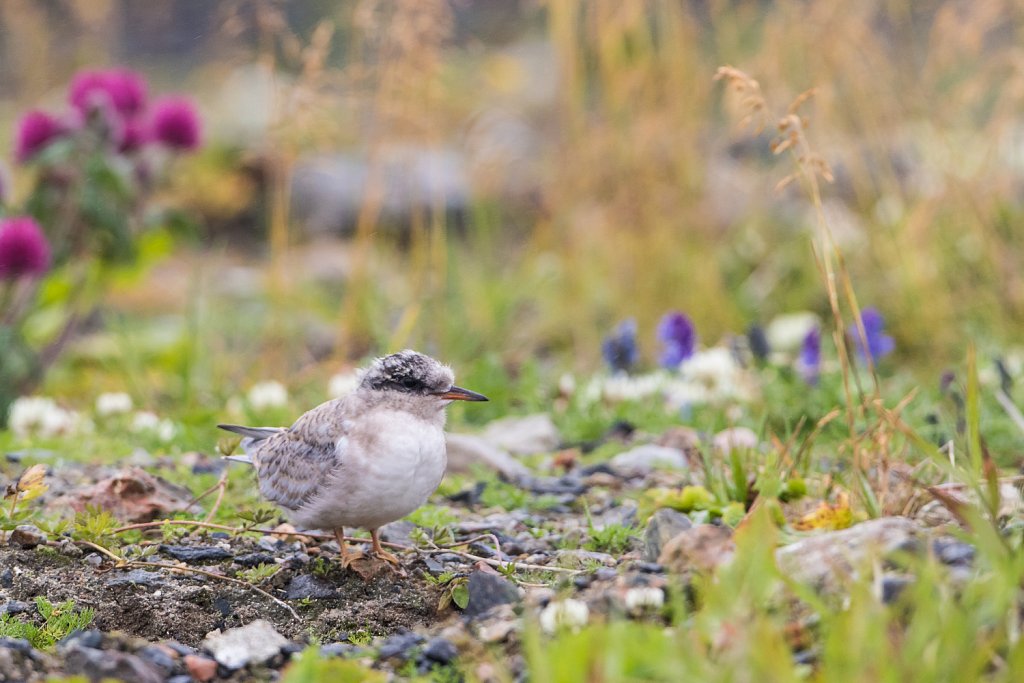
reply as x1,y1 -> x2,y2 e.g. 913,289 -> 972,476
370,528 -> 401,566
334,528 -> 364,568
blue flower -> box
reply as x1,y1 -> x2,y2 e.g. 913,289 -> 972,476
602,319 -> 639,373
797,327 -> 821,385
657,311 -> 697,368
851,307 -> 894,362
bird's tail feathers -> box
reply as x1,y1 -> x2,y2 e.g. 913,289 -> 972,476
217,424 -> 283,441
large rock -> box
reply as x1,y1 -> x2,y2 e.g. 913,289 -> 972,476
54,467 -> 194,523
462,570 -> 521,620
480,414 -> 561,455
658,525 -> 735,575
610,445 -> 688,476
643,509 -> 692,562
446,433 -> 532,480
775,517 -> 923,591
203,620 -> 289,669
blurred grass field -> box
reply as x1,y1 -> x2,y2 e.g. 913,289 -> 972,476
4,1 -> 1024,681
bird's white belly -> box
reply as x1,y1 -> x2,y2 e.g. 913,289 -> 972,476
297,417 -> 446,531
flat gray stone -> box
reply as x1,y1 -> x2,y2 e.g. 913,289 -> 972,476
480,413 -> 561,455
446,433 -> 532,480
285,574 -> 338,600
610,445 -> 687,476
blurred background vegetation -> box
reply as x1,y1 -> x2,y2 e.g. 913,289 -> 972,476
2,0 -> 1023,407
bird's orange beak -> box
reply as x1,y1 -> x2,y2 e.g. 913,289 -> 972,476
436,386 -> 489,402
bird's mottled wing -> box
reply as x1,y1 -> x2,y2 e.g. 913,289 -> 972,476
250,399 -> 349,512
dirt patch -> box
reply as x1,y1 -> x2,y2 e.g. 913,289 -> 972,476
0,545 -> 443,647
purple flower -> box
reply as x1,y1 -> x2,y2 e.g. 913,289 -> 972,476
14,110 -> 68,164
69,68 -> 147,118
151,97 -> 201,151
657,311 -> 697,368
602,319 -> 639,373
797,327 -> 821,385
850,307 -> 894,362
0,217 -> 50,280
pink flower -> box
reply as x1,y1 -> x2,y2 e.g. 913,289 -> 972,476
0,217 -> 50,280
151,97 -> 202,152
14,111 -> 68,164
69,68 -> 148,118
117,117 -> 150,153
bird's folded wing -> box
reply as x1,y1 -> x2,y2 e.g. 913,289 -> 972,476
253,431 -> 344,511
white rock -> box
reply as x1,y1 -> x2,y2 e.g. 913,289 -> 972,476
203,619 -> 289,669
446,433 -> 532,480
610,445 -> 687,476
480,413 -> 560,455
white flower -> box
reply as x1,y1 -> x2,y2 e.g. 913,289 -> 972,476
678,348 -> 754,403
8,397 -> 80,438
624,587 -> 664,612
539,599 -> 589,633
557,373 -> 576,396
95,392 -> 133,417
766,312 -> 820,353
247,381 -> 288,410
130,411 -> 176,442
327,371 -> 360,398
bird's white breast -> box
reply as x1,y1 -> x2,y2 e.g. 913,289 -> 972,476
296,409 -> 447,531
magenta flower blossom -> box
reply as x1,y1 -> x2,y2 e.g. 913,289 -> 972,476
0,217 -> 51,280
151,97 -> 201,151
14,110 -> 68,164
117,118 -> 150,153
657,311 -> 697,368
69,68 -> 147,119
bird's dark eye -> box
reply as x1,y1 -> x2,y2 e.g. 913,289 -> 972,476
400,377 -> 419,390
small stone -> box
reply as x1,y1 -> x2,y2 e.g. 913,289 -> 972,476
168,676 -> 194,683
285,574 -> 339,600
0,568 -> 12,588
160,544 -> 232,563
658,525 -> 736,575
202,619 -> 289,669
422,637 -> 458,664
164,642 -> 196,657
85,553 -> 103,567
184,654 -> 218,682
105,568 -> 166,587
321,642 -> 359,658
56,538 -> 83,557
643,508 -> 693,562
932,538 -> 975,566
234,552 -> 276,568
776,517 -> 923,592
555,549 -> 616,568
9,525 -> 46,549
634,561 -> 664,574
64,646 -> 163,683
610,445 -> 687,476
58,629 -> 103,651
480,413 -> 561,455
881,574 -> 914,604
377,631 -> 423,660
462,570 -> 521,620
258,536 -> 284,552
137,645 -> 178,674
0,601 -> 29,616
380,520 -> 417,547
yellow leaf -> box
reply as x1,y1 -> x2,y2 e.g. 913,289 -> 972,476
17,464 -> 47,493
